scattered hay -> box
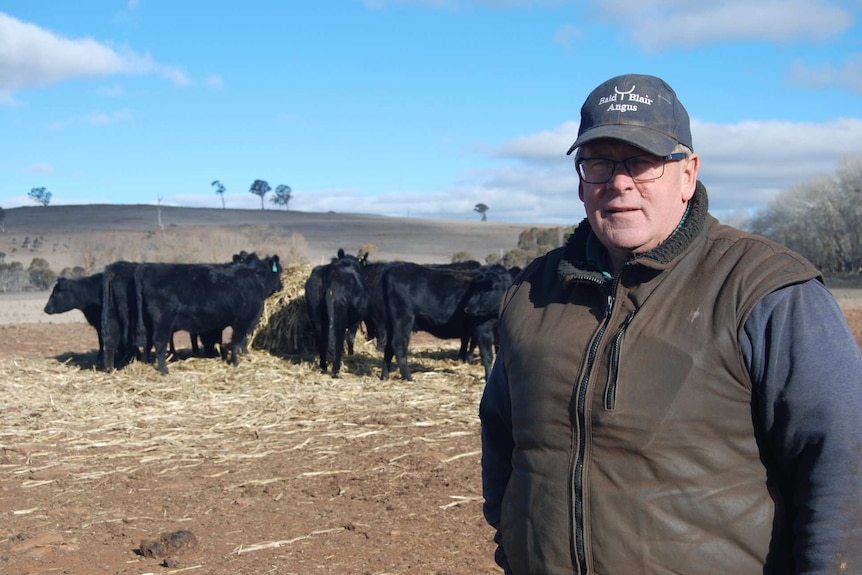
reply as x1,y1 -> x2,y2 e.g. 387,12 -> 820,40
0,325 -> 488,491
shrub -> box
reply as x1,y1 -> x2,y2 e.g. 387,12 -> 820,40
451,251 -> 474,263
28,257 -> 56,290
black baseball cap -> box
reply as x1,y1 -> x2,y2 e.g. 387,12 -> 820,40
566,74 -> 693,156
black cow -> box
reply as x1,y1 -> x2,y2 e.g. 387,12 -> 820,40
101,261 -> 141,371
44,273 -> 104,357
131,251 -> 263,362
458,265 -> 521,363
305,249 -> 368,377
359,259 -> 480,355
355,256 -> 389,351
380,262 -> 511,381
135,254 -> 282,374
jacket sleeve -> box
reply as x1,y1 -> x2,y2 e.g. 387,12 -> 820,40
742,278 -> 862,573
480,354 -> 515,573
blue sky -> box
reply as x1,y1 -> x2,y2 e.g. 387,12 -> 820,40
0,1 -> 860,225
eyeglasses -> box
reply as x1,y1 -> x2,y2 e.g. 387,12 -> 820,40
575,152 -> 687,184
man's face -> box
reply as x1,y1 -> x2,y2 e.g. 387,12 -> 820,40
577,139 -> 699,270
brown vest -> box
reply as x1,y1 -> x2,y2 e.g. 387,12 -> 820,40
496,190 -> 821,574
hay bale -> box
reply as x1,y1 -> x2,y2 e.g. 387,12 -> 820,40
251,264 -> 316,357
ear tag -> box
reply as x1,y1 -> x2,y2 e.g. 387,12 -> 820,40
272,262 -> 278,273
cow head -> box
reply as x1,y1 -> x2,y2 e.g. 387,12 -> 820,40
463,268 -> 511,318
263,255 -> 283,295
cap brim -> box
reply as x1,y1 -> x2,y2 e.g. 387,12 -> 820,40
566,125 -> 678,156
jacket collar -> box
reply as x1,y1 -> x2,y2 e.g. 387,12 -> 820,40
558,180 -> 709,282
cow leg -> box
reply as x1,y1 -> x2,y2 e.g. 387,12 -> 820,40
331,311 -> 349,378
458,336 -> 477,363
229,330 -> 248,366
394,336 -> 413,381
101,318 -> 120,371
200,330 -> 221,358
332,329 -> 344,378
315,331 -> 328,373
392,322 -> 413,381
346,322 -> 359,356
152,325 -> 174,374
154,340 -> 170,374
381,339 -> 394,380
230,341 -> 241,366
476,331 -> 495,381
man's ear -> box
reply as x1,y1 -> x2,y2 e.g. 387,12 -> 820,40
578,181 -> 585,202
681,153 -> 699,202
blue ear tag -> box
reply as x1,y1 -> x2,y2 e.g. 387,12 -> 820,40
272,262 -> 278,273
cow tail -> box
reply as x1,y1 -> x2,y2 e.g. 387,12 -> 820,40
100,270 -> 114,343
326,286 -> 336,356
134,265 -> 147,348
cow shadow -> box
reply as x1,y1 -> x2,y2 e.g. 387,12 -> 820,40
52,349 -> 101,370
411,348 -> 463,362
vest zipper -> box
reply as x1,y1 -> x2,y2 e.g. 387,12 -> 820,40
571,275 -> 616,574
605,309 -> 638,410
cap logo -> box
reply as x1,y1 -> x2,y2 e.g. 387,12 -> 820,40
598,84 -> 653,113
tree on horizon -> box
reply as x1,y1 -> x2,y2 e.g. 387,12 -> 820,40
270,184 -> 293,210
29,187 -> 52,207
211,180 -> 226,208
474,203 -> 489,222
249,179 -> 271,210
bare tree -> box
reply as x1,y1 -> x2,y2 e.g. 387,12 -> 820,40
28,187 -> 52,207
270,184 -> 293,210
211,180 -> 226,208
474,203 -> 489,222
249,179 -> 271,210
0,207 -> 5,232
749,157 -> 862,272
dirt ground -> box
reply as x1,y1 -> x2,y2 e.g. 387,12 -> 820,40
2,304 -> 862,575
0,321 -> 502,575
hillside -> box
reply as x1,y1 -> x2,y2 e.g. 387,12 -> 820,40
1,204 -> 534,272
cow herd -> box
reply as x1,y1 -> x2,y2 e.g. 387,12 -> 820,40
304,250 -> 518,381
44,248 -> 518,381
44,251 -> 283,374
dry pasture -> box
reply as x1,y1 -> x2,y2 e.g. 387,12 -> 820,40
0,205 -> 526,575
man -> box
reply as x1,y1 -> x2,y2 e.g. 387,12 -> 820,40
479,73 -> 862,574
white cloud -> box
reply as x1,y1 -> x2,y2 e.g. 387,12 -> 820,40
495,120 -> 579,162
24,162 -> 54,175
46,109 -> 133,130
206,74 -> 224,89
593,0 -> 854,51
553,24 -> 582,49
691,117 -> 862,213
789,53 -> 862,93
0,12 -> 189,100
161,117 -> 862,225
